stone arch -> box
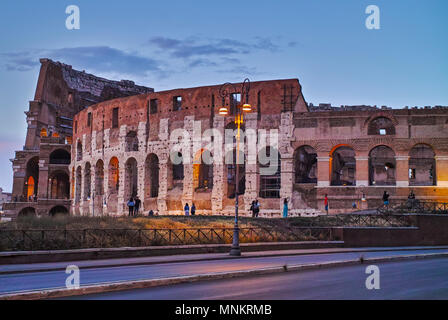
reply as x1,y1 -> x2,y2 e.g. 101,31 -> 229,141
24,156 -> 39,200
124,157 -> 138,201
168,151 -> 184,191
40,128 -> 47,137
125,131 -> 139,152
49,206 -> 69,217
293,145 -> 317,183
83,162 -> 92,200
95,159 -> 104,196
369,145 -> 396,185
259,146 -> 281,198
49,170 -> 70,199
193,149 -> 213,191
145,154 -> 159,198
18,207 -> 36,217
76,140 -> 83,161
75,166 -> 82,203
367,117 -> 396,135
107,157 -> 119,212
409,144 -> 436,186
330,145 -> 356,186
49,149 -> 71,165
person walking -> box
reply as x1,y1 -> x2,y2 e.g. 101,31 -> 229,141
134,196 -> 141,216
324,194 -> 329,214
382,191 -> 390,207
184,203 -> 190,216
191,203 -> 196,216
283,198 -> 288,218
127,197 -> 135,217
254,199 -> 260,218
250,200 -> 256,217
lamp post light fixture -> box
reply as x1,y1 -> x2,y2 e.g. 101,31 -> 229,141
218,78 -> 252,256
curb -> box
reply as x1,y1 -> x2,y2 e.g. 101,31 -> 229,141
2,245 -> 448,275
1,252 -> 447,300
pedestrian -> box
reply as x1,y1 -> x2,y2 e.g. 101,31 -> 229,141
283,198 -> 288,218
134,196 -> 141,216
382,191 -> 390,206
127,197 -> 135,217
148,209 -> 154,217
324,194 -> 329,214
250,201 -> 256,217
184,203 -> 190,216
191,203 -> 196,216
254,199 -> 260,217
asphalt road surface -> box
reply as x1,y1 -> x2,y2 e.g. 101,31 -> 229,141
70,258 -> 448,300
1,248 -> 447,295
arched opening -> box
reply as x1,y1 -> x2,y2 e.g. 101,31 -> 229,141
124,157 -> 138,200
49,171 -> 70,199
49,206 -> 69,217
369,146 -> 396,185
168,151 -> 184,191
49,149 -> 71,165
330,146 -> 356,186
259,146 -> 281,198
226,149 -> 245,198
24,157 -> 39,200
40,128 -> 47,137
75,166 -> 82,203
95,160 -> 104,196
76,140 -> 83,161
409,144 -> 436,186
145,154 -> 159,198
368,117 -> 396,135
125,131 -> 139,152
83,162 -> 91,200
18,207 -> 36,217
294,146 -> 317,183
107,157 -> 119,212
193,149 -> 213,191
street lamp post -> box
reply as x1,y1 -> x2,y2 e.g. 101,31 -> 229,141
218,78 -> 251,256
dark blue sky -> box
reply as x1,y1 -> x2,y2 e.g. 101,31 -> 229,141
0,0 -> 447,191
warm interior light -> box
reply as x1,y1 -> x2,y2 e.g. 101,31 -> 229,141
219,107 -> 228,115
242,103 -> 251,112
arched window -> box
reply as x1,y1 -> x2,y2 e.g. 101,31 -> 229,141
40,128 -> 47,137
369,146 -> 396,185
294,146 -> 317,183
145,154 -> 159,198
76,141 -> 83,161
108,157 -> 119,194
409,144 -> 436,186
368,117 -> 395,135
171,152 -> 184,180
83,163 -> 91,200
24,157 -> 39,200
124,157 -> 138,200
125,131 -> 139,152
194,149 -> 213,191
49,149 -> 71,165
259,147 -> 281,198
75,166 -> 82,203
49,206 -> 69,217
331,146 -> 356,186
95,160 -> 104,195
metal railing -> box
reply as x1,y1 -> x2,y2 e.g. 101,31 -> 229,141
377,200 -> 448,215
0,226 -> 334,251
289,214 -> 413,228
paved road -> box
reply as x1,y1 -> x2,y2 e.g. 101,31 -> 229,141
1,248 -> 447,295
71,258 -> 448,300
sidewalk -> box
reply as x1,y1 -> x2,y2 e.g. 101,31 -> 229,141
2,245 -> 448,275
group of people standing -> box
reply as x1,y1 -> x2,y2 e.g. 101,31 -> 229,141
126,196 -> 141,216
183,203 -> 196,216
249,200 -> 261,217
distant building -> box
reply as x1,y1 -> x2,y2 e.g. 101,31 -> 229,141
0,188 -> 12,211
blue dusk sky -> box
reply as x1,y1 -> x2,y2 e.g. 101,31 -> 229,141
0,0 -> 447,191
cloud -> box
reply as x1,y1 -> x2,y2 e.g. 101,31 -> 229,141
2,46 -> 163,77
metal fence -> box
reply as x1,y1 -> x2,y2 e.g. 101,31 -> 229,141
377,201 -> 448,215
0,226 -> 334,251
289,214 -> 413,228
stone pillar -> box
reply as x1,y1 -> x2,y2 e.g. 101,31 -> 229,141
137,162 -> 145,213
157,153 -> 168,214
182,116 -> 195,206
436,155 -> 448,187
138,121 -> 147,151
117,161 -> 126,216
78,165 -> 86,216
37,159 -> 49,200
279,112 -> 295,210
355,156 -> 369,186
316,156 -> 330,187
243,113 -> 258,212
211,116 -> 224,214
89,164 -> 96,217
395,155 -> 409,187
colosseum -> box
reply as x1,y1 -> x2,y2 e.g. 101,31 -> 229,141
5,58 -> 448,218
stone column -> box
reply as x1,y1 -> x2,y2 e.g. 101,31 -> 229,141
279,112 -> 295,210
157,153 -> 168,214
117,161 -> 126,216
37,159 -> 49,200
102,162 -> 109,216
395,155 -> 409,187
243,113 -> 258,213
137,162 -> 145,213
436,155 -> 448,187
355,156 -> 369,186
211,116 -> 224,214
182,116 -> 195,207
89,164 -> 96,217
316,156 -> 330,187
78,165 -> 86,216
